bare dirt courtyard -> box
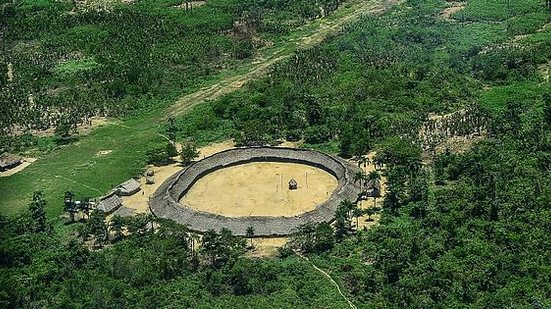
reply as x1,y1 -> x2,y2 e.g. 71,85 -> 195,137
180,162 -> 338,217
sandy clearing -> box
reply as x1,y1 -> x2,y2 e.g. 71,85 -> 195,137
245,237 -> 288,258
350,152 -> 386,231
439,2 -> 465,20
96,150 -> 113,157
181,162 -> 338,217
120,140 -> 237,213
173,1 -> 205,9
7,62 -> 14,82
120,162 -> 183,214
0,158 -> 37,178
11,116 -> 113,138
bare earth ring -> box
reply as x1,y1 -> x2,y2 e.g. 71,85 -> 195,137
150,147 -> 361,236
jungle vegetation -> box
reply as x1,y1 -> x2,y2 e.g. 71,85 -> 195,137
1,0 -> 551,308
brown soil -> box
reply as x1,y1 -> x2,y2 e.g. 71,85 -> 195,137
121,140 -> 236,214
439,2 -> 465,20
0,158 -> 37,178
173,1 -> 205,9
181,162 -> 338,217
350,152 -> 386,231
7,63 -> 14,82
11,116 -> 113,138
245,237 -> 288,258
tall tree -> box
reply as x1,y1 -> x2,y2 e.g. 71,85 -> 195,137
29,191 -> 48,233
246,226 -> 255,248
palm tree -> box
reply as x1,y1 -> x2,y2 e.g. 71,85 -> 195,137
368,170 -> 382,207
354,171 -> 365,190
358,155 -> 370,171
368,170 -> 381,182
352,205 -> 363,230
246,226 -> 255,248
366,207 -> 376,221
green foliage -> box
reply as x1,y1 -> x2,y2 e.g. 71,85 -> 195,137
28,191 -> 49,233
180,140 -> 200,165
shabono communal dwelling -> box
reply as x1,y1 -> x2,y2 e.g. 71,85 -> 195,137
0,153 -> 22,172
365,179 -> 382,198
96,191 -> 122,214
288,178 -> 298,190
116,179 -> 141,196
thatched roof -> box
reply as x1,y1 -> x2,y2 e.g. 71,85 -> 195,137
112,206 -> 136,218
288,178 -> 298,189
97,192 -> 122,214
0,153 -> 22,169
117,179 -> 141,196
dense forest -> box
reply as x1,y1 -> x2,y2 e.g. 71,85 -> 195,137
1,0 -> 551,307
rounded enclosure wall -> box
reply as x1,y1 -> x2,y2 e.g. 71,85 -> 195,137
150,147 -> 361,236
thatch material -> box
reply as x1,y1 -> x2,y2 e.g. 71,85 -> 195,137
97,191 -> 122,214
150,146 -> 362,236
116,179 -> 141,196
288,178 -> 298,190
112,206 -> 136,218
0,153 -> 22,171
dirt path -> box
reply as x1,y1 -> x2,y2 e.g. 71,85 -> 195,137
439,2 -> 465,20
298,253 -> 357,309
165,0 -> 400,118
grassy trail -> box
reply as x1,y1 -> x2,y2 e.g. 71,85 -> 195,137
0,0 -> 399,217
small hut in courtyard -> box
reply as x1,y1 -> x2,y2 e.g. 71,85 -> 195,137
289,178 -> 298,190
97,192 -> 123,214
116,179 -> 141,196
0,153 -> 22,171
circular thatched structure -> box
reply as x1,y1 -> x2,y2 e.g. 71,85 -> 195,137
150,147 -> 361,236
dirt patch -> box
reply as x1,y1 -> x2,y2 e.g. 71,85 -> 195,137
75,0 -> 136,12
121,141 -> 236,214
245,237 -> 288,258
350,152 -> 386,231
120,162 -> 184,214
7,62 -> 14,82
173,1 -> 206,9
12,116 -> 113,138
439,2 -> 465,20
96,150 -> 113,157
0,158 -> 37,178
181,162 -> 338,217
